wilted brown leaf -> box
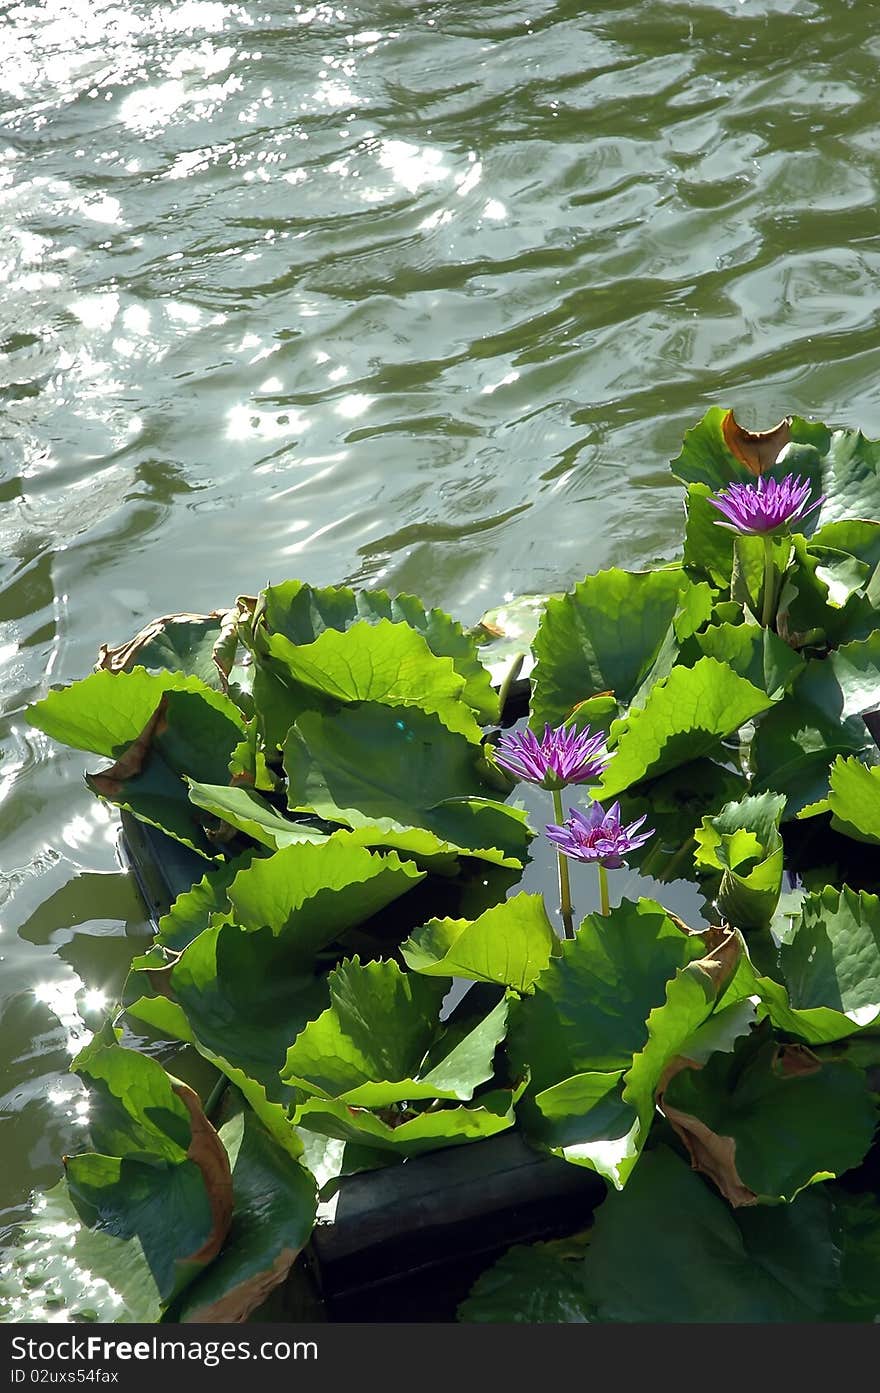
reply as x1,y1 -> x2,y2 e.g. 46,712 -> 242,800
87,698 -> 168,797
658,1083 -> 758,1208
653,926 -> 751,1204
171,1080 -> 234,1266
183,1248 -> 300,1324
693,925 -> 741,995
145,962 -> 176,999
775,1043 -> 821,1078
721,409 -> 792,477
96,612 -> 233,674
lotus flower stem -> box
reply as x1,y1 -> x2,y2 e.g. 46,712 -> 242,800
551,787 -> 575,939
597,863 -> 611,917
497,653 -> 525,722
761,534 -> 776,630
204,1072 -> 229,1124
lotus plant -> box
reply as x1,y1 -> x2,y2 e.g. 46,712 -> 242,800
495,722 -> 611,936
708,473 -> 824,628
546,800 -> 653,917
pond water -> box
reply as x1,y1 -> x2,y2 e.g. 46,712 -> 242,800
3,0 -> 880,1255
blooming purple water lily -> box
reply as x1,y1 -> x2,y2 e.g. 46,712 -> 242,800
494,722 -> 609,789
545,799 -> 653,869
708,473 -> 824,536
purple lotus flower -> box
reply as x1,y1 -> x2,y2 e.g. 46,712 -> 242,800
545,800 -> 653,869
494,722 -> 609,790
708,474 -> 824,536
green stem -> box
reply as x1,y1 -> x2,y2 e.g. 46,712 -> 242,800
497,653 -> 525,723
551,787 -> 575,940
203,1072 -> 229,1125
761,534 -> 776,630
598,863 -> 611,917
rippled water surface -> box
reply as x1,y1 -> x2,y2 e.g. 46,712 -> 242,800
3,0 -> 880,1239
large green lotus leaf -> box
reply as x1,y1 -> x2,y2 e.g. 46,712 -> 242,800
731,533 -> 779,617
123,989 -> 304,1162
63,1153 -> 216,1309
682,482 -> 737,585
599,658 -> 772,799
810,518 -> 880,569
71,1027 -> 193,1163
0,1031 -> 229,1322
169,923 -> 328,1099
281,957 -> 445,1102
401,894 -> 557,992
79,682 -> 246,857
529,567 -> 693,731
662,1031 -> 877,1203
460,1148 -> 880,1323
174,1111 -> 317,1323
751,635 -> 880,815
187,779 -> 469,872
775,886 -> 880,1036
281,958 -> 508,1106
529,929 -> 747,1188
0,1180 -> 164,1323
187,781 -> 329,851
786,422 -> 880,529
507,898 -> 707,1099
261,580 -> 498,723
163,842 -> 423,1099
688,622 -> 803,699
226,833 -> 425,960
284,702 -> 530,867
26,668 -> 209,759
617,933 -> 749,1175
293,1088 -> 517,1158
62,1032 -> 233,1309
264,618 -> 482,742
155,850 -> 258,953
582,1145 -> 842,1321
800,756 -> 880,844
89,758 -> 217,858
458,1238 -> 595,1323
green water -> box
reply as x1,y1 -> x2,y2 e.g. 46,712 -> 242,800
3,0 -> 880,1243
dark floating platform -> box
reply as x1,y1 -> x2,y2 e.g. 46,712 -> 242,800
118,812 -> 606,1320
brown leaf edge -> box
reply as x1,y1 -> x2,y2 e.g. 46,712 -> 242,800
96,612 -> 230,674
721,409 -> 792,477
170,1080 -> 234,1266
87,697 -> 169,798
182,1247 -> 303,1324
655,926 -> 760,1208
